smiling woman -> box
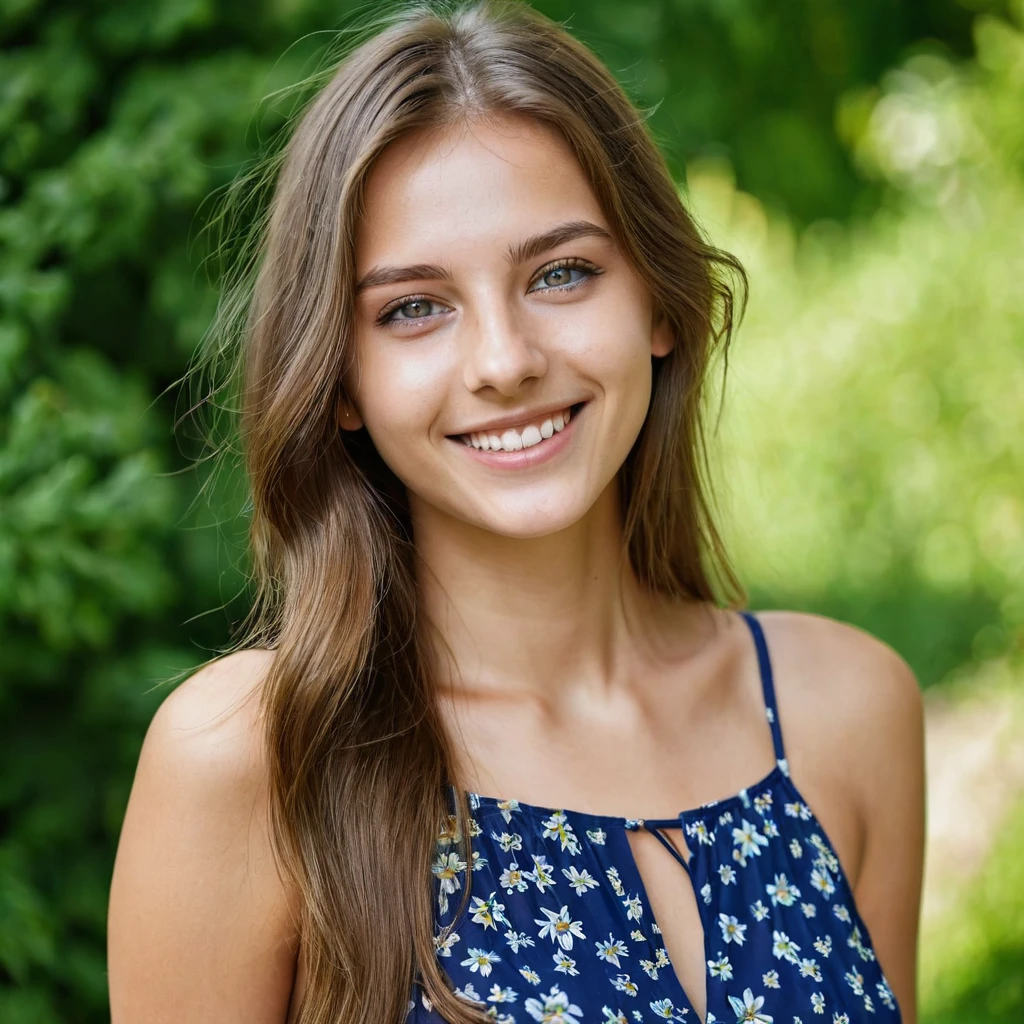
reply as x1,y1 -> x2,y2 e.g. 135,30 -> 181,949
106,2 -> 925,1024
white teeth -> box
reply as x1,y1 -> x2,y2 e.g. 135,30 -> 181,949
460,405 -> 576,451
501,429 -> 522,451
521,425 -> 542,447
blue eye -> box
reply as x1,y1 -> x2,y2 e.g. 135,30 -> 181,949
377,297 -> 448,326
527,259 -> 600,293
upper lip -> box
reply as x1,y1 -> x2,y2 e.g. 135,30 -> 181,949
448,400 -> 584,437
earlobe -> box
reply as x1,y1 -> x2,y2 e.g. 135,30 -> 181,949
337,400 -> 364,432
650,304 -> 677,359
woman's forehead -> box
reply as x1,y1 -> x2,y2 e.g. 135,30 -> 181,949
356,115 -> 606,264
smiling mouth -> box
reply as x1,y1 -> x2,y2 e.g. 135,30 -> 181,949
450,401 -> 587,452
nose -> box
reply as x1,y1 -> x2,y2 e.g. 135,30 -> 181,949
462,298 -> 548,397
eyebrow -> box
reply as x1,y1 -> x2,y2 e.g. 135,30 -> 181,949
354,219 -> 614,295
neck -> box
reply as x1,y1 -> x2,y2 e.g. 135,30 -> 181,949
412,478 -> 703,714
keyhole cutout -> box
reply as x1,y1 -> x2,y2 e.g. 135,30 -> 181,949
625,826 -> 708,1024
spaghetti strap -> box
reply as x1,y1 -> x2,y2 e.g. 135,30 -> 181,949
738,610 -> 787,766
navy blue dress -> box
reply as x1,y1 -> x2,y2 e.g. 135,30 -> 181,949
409,611 -> 902,1023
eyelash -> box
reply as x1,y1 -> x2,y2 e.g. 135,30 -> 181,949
374,257 -> 603,327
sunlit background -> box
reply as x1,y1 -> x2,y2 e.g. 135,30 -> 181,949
1,0 -> 1022,1020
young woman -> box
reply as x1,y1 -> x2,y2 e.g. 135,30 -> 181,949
107,2 -> 926,1023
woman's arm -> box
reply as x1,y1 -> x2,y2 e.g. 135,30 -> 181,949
845,629 -> 926,1024
108,650 -> 300,1023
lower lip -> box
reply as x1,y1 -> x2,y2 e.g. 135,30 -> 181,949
449,404 -> 585,470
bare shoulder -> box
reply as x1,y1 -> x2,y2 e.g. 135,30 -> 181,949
108,648 -> 300,1024
146,647 -> 277,781
755,609 -> 922,746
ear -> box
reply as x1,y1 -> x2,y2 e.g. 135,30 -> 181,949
336,397 -> 365,432
650,300 -> 676,359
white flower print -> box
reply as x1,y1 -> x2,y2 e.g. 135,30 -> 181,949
612,974 -> 639,996
504,929 -> 536,953
639,958 -> 659,980
832,904 -> 851,923
524,984 -> 583,1023
650,997 -> 689,1020
789,838 -> 803,858
801,903 -> 817,918
631,929 -> 645,941
719,864 -> 737,885
552,950 -> 579,976
754,792 -> 773,815
809,835 -> 840,874
751,899 -> 770,921
461,949 -> 501,977
798,958 -> 822,982
719,913 -> 748,945
810,991 -> 826,1014
562,865 -> 599,895
434,930 -> 460,957
470,849 -> 488,872
844,970 -> 864,996
762,969 -> 780,988
607,866 -> 626,896
519,966 -> 541,986
771,931 -> 801,963
877,979 -> 896,1009
499,860 -> 529,894
432,850 -> 466,915
595,934 -> 630,967
470,892 -> 509,930
810,866 -> 835,899
601,1009 -> 629,1024
832,1014 -> 850,1024
727,987 -> 774,1023
733,819 -> 771,863
685,819 -> 715,845
487,984 -> 518,1003
762,819 -> 780,839
525,854 -> 557,893
496,798 -> 521,824
587,828 -> 607,845
708,953 -> 733,980
622,894 -> 644,921
766,873 -> 801,907
654,947 -> 671,968
542,811 -> 582,855
535,905 -> 586,950
492,830 -> 523,852
848,925 -> 876,962
455,980 -> 481,1003
701,882 -> 713,905
813,935 -> 833,957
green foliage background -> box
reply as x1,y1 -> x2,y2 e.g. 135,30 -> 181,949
1,0 -> 1021,1019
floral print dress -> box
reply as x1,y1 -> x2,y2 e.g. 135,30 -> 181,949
408,612 -> 902,1024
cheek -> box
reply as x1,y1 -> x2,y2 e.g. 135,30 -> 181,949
355,345 -> 450,457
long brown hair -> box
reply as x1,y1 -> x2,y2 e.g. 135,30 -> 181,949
195,1 -> 748,1020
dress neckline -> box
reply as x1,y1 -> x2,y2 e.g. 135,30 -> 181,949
462,757 -> 792,829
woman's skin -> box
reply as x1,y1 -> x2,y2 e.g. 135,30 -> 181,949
107,114 -> 926,1024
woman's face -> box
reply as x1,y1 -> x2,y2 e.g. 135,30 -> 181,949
345,113 -> 674,539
